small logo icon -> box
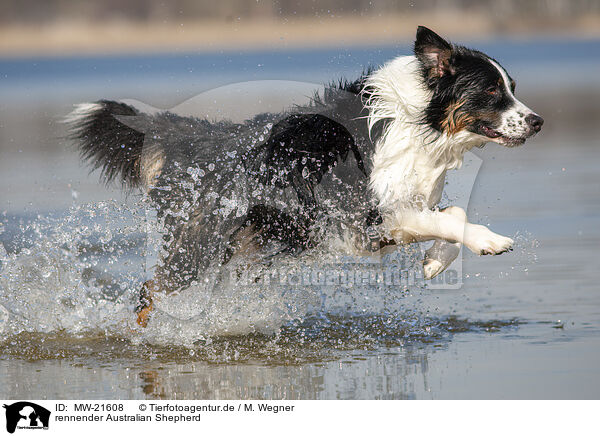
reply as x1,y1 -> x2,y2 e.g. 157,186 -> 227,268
2,402 -> 50,434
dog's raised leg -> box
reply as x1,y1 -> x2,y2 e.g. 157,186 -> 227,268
390,205 -> 513,256
136,280 -> 159,327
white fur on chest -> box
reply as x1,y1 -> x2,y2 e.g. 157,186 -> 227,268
371,149 -> 446,209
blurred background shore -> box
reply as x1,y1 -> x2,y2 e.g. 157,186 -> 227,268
1,0 -> 600,57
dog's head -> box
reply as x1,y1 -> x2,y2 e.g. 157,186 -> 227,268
414,26 -> 543,147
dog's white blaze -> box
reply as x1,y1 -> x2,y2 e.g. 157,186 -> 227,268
488,59 -> 537,138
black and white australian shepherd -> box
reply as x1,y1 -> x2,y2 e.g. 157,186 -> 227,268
67,26 -> 543,326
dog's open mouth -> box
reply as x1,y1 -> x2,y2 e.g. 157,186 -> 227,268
480,125 -> 527,147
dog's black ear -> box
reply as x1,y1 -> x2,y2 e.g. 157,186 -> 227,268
414,26 -> 454,79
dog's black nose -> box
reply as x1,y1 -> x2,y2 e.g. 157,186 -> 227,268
525,114 -> 544,132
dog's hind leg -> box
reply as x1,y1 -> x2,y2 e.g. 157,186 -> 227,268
136,280 -> 160,327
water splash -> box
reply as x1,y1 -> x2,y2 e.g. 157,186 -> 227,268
0,201 -> 143,338
0,200 -> 519,363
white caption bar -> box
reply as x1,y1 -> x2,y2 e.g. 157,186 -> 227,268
0,400 -> 597,436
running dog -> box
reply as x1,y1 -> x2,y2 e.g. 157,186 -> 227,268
67,26 -> 543,326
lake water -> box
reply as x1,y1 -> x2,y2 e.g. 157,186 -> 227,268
0,38 -> 599,399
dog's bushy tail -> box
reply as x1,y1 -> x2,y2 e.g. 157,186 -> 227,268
65,100 -> 145,188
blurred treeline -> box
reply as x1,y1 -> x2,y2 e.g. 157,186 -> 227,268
2,0 -> 599,24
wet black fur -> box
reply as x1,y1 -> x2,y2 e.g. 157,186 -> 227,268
70,100 -> 145,188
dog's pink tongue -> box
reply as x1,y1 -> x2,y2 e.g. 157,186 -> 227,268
483,126 -> 501,138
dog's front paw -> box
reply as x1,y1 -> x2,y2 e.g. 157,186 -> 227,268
464,225 -> 513,255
